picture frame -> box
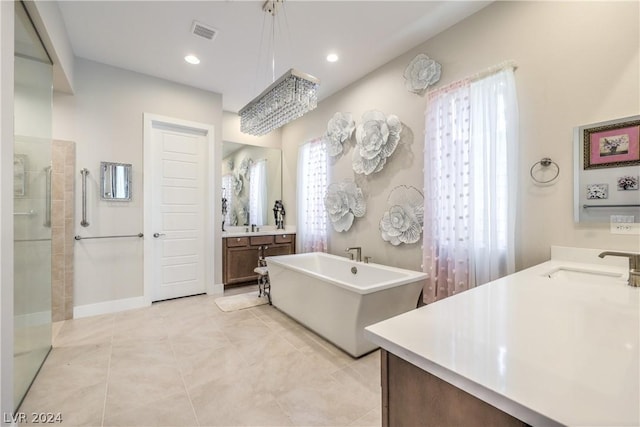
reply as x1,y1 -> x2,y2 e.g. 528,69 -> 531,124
586,183 -> 608,199
583,117 -> 640,169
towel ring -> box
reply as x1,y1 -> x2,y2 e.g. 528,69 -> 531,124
530,157 -> 559,184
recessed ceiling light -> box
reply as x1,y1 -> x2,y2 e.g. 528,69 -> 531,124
184,55 -> 200,65
326,53 -> 339,63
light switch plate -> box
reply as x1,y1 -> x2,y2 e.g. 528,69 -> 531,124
610,215 -> 640,235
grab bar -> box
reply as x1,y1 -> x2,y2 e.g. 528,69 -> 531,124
14,210 -> 36,216
44,166 -> 51,227
74,233 -> 144,241
80,168 -> 89,227
583,204 -> 640,208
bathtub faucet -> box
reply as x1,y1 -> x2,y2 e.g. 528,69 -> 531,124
345,247 -> 362,262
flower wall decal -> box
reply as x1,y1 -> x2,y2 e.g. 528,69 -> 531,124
352,110 -> 402,175
379,185 -> 424,245
231,173 -> 243,195
238,157 -> 253,177
324,180 -> 366,232
403,53 -> 441,95
326,112 -> 355,157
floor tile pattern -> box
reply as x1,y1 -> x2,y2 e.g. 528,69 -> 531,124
19,288 -> 382,426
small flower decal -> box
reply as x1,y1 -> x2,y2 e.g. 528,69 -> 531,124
380,186 -> 424,245
326,112 -> 355,157
324,180 -> 366,232
403,53 -> 441,95
617,175 -> 639,190
352,110 -> 402,175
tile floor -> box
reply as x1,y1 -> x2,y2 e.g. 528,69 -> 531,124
19,287 -> 382,426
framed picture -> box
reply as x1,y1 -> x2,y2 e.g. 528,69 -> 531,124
583,117 -> 640,169
617,175 -> 639,191
586,183 -> 608,199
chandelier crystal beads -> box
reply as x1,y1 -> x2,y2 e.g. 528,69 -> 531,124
239,69 -> 319,136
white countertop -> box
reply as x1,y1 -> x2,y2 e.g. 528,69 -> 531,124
364,247 -> 640,426
222,226 -> 296,238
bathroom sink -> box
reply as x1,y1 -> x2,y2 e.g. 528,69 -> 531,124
542,266 -> 626,285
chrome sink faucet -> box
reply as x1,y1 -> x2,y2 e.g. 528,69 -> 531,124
598,251 -> 640,287
345,247 -> 362,262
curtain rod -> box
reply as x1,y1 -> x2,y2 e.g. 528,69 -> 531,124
427,60 -> 518,98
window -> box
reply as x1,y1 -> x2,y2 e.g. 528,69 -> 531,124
297,137 -> 328,253
249,159 -> 267,226
423,66 -> 518,304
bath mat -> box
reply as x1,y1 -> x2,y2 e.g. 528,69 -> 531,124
214,291 -> 268,312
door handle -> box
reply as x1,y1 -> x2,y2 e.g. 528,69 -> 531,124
153,233 -> 166,238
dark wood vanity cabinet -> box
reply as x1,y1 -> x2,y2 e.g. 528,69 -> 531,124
222,233 -> 296,286
381,350 -> 528,427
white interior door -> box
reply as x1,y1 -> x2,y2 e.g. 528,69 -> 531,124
147,119 -> 210,302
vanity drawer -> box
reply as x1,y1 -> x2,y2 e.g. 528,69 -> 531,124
250,235 -> 274,246
226,237 -> 249,247
275,234 -> 293,244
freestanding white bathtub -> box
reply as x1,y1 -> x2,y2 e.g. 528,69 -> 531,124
266,252 -> 427,357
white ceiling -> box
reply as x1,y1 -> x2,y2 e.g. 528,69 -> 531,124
57,1 -> 491,113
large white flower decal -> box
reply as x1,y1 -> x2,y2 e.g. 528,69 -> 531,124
238,157 -> 253,177
324,180 -> 366,232
403,53 -> 441,94
379,186 -> 424,245
231,173 -> 243,195
326,112 -> 355,157
352,110 -> 402,175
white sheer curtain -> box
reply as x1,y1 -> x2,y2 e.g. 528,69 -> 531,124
249,159 -> 267,226
424,66 -> 518,304
222,174 -> 234,226
297,137 -> 328,253
469,69 -> 518,284
424,80 -> 473,304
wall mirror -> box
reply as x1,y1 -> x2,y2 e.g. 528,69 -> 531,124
221,141 -> 282,228
101,161 -> 132,201
574,115 -> 640,222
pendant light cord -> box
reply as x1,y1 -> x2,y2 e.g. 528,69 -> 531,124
251,1 -> 290,95
253,11 -> 268,99
271,12 -> 275,83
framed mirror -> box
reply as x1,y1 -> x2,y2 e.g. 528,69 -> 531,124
574,115 -> 640,222
101,161 -> 132,201
221,142 -> 282,227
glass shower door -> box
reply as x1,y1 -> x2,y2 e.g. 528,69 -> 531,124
13,1 -> 53,408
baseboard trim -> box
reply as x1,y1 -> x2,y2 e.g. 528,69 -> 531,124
73,296 -> 149,319
210,282 -> 224,295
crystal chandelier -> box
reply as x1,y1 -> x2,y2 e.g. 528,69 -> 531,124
239,1 -> 320,136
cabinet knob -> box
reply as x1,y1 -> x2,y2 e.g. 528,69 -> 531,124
282,234 -> 287,238
237,238 -> 241,242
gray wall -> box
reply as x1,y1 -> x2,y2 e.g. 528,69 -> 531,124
282,1 -> 640,272
54,58 -> 223,306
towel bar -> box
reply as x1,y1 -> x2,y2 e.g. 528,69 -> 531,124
583,204 -> 640,208
75,233 -> 143,241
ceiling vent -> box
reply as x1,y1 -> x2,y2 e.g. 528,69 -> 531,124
191,21 -> 218,41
